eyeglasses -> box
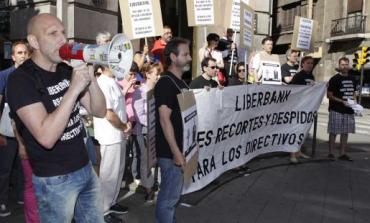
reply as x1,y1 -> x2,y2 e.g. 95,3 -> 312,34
238,69 -> 245,72
209,66 -> 219,69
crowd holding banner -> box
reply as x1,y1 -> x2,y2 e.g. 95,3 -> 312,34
1,0 -> 363,223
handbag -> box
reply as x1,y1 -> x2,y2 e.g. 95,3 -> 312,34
0,103 -> 15,137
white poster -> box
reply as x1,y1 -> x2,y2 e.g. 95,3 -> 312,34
242,7 -> 253,49
194,0 -> 214,25
182,83 -> 326,194
182,104 -> 198,162
297,17 -> 314,50
128,0 -> 156,39
260,61 -> 282,85
230,0 -> 241,30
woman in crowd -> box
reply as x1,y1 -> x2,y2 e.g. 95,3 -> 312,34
228,62 -> 246,86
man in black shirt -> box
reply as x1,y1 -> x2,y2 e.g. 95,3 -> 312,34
281,49 -> 299,85
190,57 -> 218,89
327,57 -> 356,161
6,14 -> 106,222
290,56 -> 315,85
154,38 -> 191,222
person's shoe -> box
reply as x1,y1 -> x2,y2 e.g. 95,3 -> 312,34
109,204 -> 128,215
327,153 -> 335,160
145,190 -> 155,203
0,204 -> 11,217
299,153 -> 311,159
290,156 -> 299,164
338,154 -> 353,161
104,213 -> 123,223
17,200 -> 24,205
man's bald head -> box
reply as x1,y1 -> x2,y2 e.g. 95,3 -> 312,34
27,13 -> 62,35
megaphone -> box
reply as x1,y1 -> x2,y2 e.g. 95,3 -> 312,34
59,34 -> 133,79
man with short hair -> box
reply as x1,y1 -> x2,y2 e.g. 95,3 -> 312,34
327,57 -> 356,161
151,25 -> 173,65
250,37 -> 274,83
0,41 -> 29,217
6,13 -> 106,222
190,57 -> 219,89
281,49 -> 299,84
154,37 -> 192,223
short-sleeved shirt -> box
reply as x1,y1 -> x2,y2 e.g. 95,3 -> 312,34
93,74 -> 127,145
190,75 -> 218,89
6,59 -> 89,177
281,63 -> 299,84
154,71 -> 188,159
290,70 -> 315,85
327,73 -> 356,114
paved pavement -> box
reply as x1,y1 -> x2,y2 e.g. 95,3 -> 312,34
1,104 -> 370,223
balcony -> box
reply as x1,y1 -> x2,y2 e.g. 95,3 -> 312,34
331,15 -> 366,37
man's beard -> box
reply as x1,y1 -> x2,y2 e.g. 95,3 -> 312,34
182,64 -> 190,72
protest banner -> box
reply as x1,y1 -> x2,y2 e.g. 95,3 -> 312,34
177,91 -> 199,184
187,0 -> 215,26
240,2 -> 254,49
146,89 -> 157,172
291,16 -> 318,52
119,0 -> 164,39
223,0 -> 241,31
182,83 -> 326,194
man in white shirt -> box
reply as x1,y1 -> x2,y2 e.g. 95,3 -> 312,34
93,65 -> 131,222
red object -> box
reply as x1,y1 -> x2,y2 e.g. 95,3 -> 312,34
217,71 -> 227,86
59,43 -> 85,61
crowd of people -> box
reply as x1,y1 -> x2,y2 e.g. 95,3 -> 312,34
0,13 -> 359,223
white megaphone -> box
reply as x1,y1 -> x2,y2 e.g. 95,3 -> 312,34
59,34 -> 133,79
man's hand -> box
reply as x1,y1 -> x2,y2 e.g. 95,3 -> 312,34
173,151 -> 186,169
143,45 -> 149,55
69,64 -> 91,96
0,135 -> 7,146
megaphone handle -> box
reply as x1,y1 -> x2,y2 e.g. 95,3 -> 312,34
70,59 -> 85,68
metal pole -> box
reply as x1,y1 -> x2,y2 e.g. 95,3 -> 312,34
228,30 -> 237,76
311,113 -> 317,157
359,64 -> 364,105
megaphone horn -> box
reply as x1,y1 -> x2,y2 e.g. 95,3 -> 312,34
59,34 -> 133,79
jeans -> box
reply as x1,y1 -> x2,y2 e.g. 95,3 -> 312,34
32,163 -> 104,223
155,158 -> 183,223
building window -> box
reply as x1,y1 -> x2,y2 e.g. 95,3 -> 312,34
277,2 -> 301,32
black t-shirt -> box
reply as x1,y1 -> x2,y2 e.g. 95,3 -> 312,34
7,59 -> 89,177
281,63 -> 299,84
228,77 -> 243,86
327,73 -> 356,114
155,72 -> 189,159
189,75 -> 218,89
290,70 -> 315,85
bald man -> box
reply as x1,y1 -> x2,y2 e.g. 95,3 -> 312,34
6,13 -> 106,223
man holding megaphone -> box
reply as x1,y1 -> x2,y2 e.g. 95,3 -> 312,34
6,13 -> 107,223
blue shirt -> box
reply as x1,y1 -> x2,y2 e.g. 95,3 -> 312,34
0,66 -> 15,97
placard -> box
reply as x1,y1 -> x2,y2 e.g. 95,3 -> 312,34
223,0 -> 241,30
291,16 -> 318,52
146,89 -> 157,171
177,91 -> 199,184
119,0 -> 164,39
240,2 -> 254,49
186,0 -> 215,26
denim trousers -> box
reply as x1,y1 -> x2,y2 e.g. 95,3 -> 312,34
32,163 -> 104,223
155,158 -> 184,223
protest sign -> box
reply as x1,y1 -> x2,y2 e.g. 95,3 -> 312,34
119,0 -> 164,39
256,52 -> 282,85
177,91 -> 199,184
187,0 -> 215,26
291,16 -> 318,52
240,2 -> 254,49
146,89 -> 157,171
223,0 -> 241,30
182,83 -> 326,194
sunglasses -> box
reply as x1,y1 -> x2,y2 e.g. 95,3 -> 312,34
209,66 -> 219,69
238,69 -> 245,72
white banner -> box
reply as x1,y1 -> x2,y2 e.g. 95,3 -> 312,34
182,83 -> 326,194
